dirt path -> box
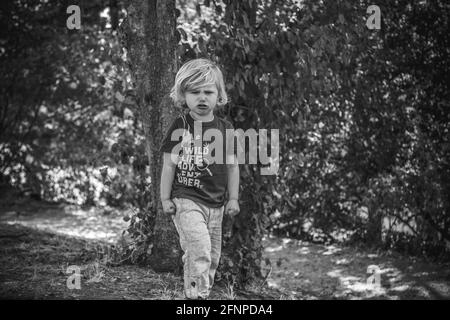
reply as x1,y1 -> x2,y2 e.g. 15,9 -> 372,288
262,236 -> 450,299
1,197 -> 449,300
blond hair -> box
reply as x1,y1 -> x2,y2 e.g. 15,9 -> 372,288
170,58 -> 228,108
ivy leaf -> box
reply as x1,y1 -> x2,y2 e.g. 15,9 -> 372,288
215,4 -> 222,15
177,27 -> 187,41
115,92 -> 125,102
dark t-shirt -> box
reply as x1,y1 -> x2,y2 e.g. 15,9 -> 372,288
159,112 -> 235,208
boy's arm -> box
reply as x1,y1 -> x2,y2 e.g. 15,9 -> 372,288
225,154 -> 240,216
160,152 -> 177,214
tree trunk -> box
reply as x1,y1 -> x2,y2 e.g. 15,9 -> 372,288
109,0 -> 118,30
367,200 -> 382,246
119,0 -> 181,272
218,0 -> 265,287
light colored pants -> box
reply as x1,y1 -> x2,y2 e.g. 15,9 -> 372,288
171,197 -> 224,299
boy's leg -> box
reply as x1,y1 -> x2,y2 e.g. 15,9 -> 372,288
172,197 -> 212,299
207,205 -> 224,290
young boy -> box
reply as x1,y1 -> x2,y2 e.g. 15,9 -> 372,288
159,58 -> 240,300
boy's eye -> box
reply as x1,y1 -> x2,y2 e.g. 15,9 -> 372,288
188,89 -> 216,95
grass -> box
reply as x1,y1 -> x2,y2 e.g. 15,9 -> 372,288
1,195 -> 449,300
224,280 -> 236,300
0,222 -> 279,299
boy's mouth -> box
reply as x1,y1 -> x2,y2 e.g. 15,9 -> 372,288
197,104 -> 208,108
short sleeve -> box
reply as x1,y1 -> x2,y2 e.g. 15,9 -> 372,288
159,117 -> 183,154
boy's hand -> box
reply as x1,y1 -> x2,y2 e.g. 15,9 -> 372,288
225,199 -> 240,217
162,199 -> 176,215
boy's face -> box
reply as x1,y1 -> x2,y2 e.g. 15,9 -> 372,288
184,83 -> 218,118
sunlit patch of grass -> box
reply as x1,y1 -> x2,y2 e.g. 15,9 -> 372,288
321,245 -> 342,256
156,282 -> 183,300
3,203 -> 128,244
278,293 -> 297,300
84,262 -> 105,283
327,268 -> 388,298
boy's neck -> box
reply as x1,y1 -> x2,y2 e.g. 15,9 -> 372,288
189,111 -> 214,122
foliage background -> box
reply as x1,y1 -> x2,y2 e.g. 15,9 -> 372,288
1,0 -> 449,287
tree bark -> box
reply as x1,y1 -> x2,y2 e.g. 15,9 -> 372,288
218,0 -> 265,286
119,0 -> 181,272
110,0 -> 119,30
367,200 -> 382,246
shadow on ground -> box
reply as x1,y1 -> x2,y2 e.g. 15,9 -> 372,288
262,237 -> 450,299
0,223 -> 257,300
1,194 -> 449,300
